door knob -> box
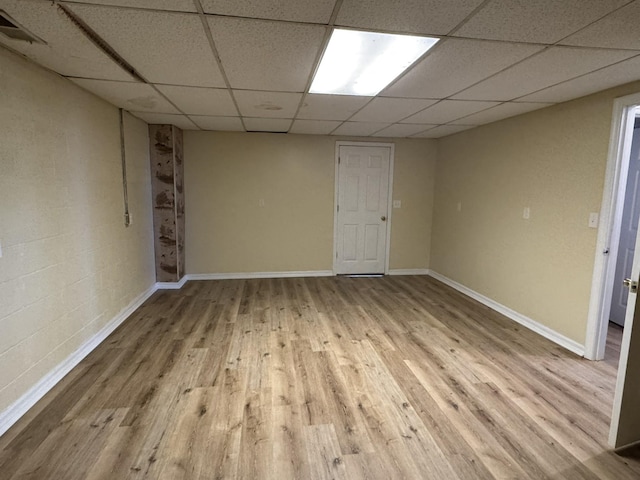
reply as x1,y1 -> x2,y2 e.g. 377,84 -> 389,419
623,278 -> 638,293
381,216 -> 386,221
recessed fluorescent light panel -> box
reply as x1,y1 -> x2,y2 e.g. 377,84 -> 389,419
310,29 -> 438,96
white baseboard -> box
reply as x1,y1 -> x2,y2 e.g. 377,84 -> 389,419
388,269 -> 430,276
428,271 -> 585,357
0,283 -> 157,438
185,270 -> 334,281
155,276 -> 188,290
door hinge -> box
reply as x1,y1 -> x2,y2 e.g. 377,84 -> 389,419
338,157 -> 341,164
337,205 -> 339,212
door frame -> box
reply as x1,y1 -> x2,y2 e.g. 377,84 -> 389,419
585,92 -> 640,360
333,141 -> 395,275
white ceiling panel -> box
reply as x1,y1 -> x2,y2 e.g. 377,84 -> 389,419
383,39 -> 543,99
561,2 -> 640,51
518,55 -> 640,103
0,1 -> 132,81
402,100 -> 499,124
290,120 -> 342,135
350,98 -> 438,123
453,46 -> 637,101
190,116 -> 245,131
208,17 -> 325,92
201,0 -> 336,23
335,0 -> 484,35
450,102 -> 552,126
297,94 -> 371,120
155,85 -> 237,116
70,79 -> 179,113
244,118 -> 292,132
234,91 -> 302,119
68,5 -> 225,87
331,122 -> 391,136
371,123 -> 431,138
413,124 -> 475,138
454,0 -> 628,44
130,112 -> 198,130
61,1 -> 197,12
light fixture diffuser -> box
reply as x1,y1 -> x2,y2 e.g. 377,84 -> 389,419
310,29 -> 438,96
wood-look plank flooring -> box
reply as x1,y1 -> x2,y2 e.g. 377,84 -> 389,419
604,322 -> 623,368
1,276 -> 638,479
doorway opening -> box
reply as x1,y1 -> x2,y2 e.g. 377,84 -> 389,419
605,115 -> 640,365
586,92 -> 640,448
587,97 -> 640,362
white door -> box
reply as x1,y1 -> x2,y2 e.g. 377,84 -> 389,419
610,181 -> 640,448
610,124 -> 640,326
335,145 -> 391,274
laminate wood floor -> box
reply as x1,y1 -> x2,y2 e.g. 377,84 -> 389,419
1,276 -> 639,479
604,322 -> 623,369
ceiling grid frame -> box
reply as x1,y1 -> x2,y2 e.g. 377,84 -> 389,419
0,0 -> 637,137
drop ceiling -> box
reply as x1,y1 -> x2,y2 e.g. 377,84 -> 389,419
1,0 -> 639,138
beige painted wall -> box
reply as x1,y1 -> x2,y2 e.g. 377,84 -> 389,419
184,132 -> 436,274
431,81 -> 640,345
0,48 -> 155,413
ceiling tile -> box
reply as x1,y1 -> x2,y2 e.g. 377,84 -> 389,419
130,112 -> 198,130
454,0 -> 628,44
155,85 -> 237,116
64,1 -> 196,12
450,102 -> 553,126
68,5 -> 225,87
70,79 -> 179,113
244,118 -> 292,132
201,0 -> 336,23
331,122 -> 391,136
234,91 -> 302,119
383,39 -> 543,99
518,55 -> 640,103
289,120 -> 342,135
335,0 -> 484,35
208,17 -> 325,92
412,124 -> 475,138
190,116 -> 245,131
452,46 -> 637,101
0,1 -> 132,81
350,98 -> 438,123
561,2 -> 640,51
371,124 -> 431,138
401,100 -> 499,124
297,94 -> 372,120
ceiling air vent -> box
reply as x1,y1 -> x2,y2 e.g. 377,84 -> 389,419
0,10 -> 45,44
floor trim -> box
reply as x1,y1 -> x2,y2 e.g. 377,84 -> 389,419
388,269 -> 430,276
185,271 -> 334,281
155,276 -> 189,290
615,438 -> 640,455
428,271 -> 585,357
0,283 -> 158,438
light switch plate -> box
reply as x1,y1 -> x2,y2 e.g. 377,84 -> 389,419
589,212 -> 599,228
393,200 -> 401,208
523,207 -> 530,219
457,202 -> 462,212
